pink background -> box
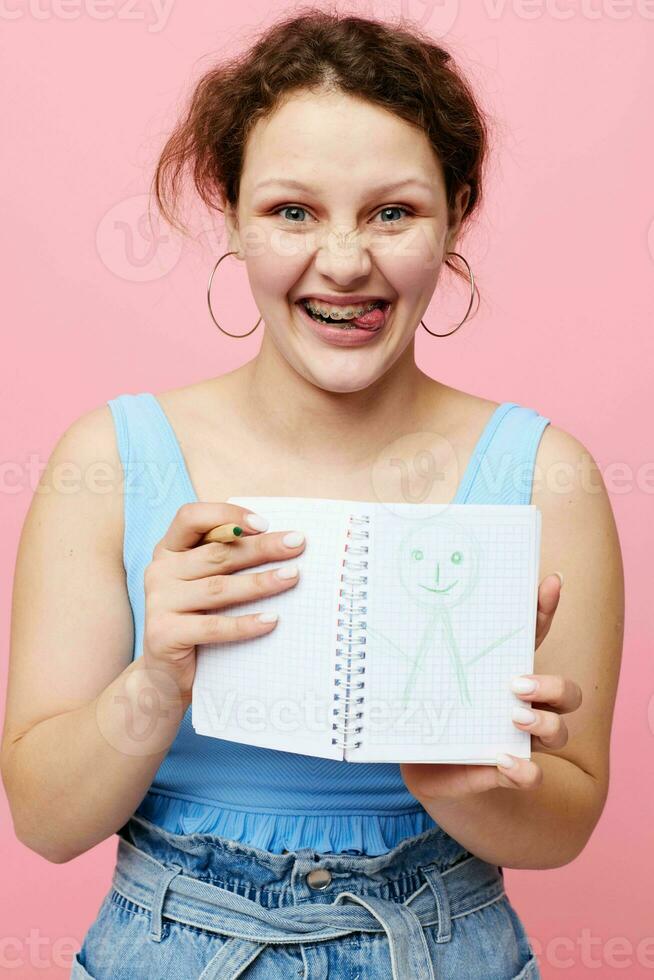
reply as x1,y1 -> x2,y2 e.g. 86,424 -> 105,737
2,3 -> 652,977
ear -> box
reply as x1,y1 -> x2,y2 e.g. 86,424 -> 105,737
445,184 -> 471,253
223,203 -> 243,258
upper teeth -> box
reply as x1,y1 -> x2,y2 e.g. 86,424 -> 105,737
304,299 -> 382,319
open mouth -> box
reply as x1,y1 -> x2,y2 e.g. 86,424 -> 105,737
297,298 -> 391,331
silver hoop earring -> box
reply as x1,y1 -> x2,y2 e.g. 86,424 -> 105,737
207,250 -> 262,338
421,251 -> 475,337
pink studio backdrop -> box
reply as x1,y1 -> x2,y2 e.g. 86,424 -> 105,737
1,3 -> 652,978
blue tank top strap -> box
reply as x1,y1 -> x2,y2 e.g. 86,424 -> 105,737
462,402 -> 550,505
108,390 -> 192,519
107,392 -> 192,659
108,391 -> 162,472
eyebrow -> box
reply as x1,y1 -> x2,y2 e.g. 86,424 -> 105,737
253,177 -> 434,194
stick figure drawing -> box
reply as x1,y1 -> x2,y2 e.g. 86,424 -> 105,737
367,515 -> 527,708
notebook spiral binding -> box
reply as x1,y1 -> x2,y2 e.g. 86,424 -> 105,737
332,513 -> 370,754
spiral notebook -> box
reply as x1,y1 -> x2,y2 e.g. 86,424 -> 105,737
191,496 -> 541,764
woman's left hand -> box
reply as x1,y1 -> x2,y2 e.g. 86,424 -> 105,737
401,572 -> 583,804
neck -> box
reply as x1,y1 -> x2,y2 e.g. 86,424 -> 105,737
228,333 -> 445,470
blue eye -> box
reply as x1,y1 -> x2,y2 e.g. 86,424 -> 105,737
275,205 -> 309,223
411,549 -> 424,561
451,551 -> 463,564
375,206 -> 411,223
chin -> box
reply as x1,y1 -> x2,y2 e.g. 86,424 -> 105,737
299,358 -> 387,394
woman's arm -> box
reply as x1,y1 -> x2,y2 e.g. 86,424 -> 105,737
1,407 -> 190,863
402,424 -> 624,869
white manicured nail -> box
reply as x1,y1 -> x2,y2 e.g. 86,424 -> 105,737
496,753 -> 516,768
510,676 -> 538,694
512,706 -> 537,724
282,531 -> 305,547
246,513 -> 270,531
275,563 -> 299,579
257,611 -> 279,623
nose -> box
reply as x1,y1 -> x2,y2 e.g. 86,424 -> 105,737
312,224 -> 373,285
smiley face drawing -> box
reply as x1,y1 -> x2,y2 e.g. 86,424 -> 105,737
398,518 -> 480,612
367,516 -> 526,707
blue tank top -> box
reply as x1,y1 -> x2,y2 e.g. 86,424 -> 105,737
107,392 -> 550,855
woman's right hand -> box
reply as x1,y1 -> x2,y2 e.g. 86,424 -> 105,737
141,502 -> 305,702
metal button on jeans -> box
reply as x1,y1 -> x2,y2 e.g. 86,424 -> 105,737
305,867 -> 332,890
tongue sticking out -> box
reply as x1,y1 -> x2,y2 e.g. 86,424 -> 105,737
352,303 -> 387,329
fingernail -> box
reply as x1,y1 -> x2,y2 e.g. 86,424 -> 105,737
496,753 -> 516,768
282,531 -> 305,548
512,706 -> 537,724
257,611 -> 279,622
275,563 -> 299,579
554,570 -> 564,588
246,513 -> 269,531
510,676 -> 538,694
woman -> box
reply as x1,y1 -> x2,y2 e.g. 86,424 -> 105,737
2,11 -> 623,979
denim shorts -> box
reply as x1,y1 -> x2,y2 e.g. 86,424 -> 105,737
71,812 -> 540,979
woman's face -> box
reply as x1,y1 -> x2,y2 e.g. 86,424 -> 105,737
224,87 -> 470,393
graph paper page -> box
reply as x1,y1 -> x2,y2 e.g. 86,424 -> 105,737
353,503 -> 541,763
191,496 -> 352,759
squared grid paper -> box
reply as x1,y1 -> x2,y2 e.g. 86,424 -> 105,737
191,496 -> 351,759
353,504 -> 540,763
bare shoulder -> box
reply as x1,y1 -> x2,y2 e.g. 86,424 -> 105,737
25,403 -> 125,557
531,420 -> 624,622
530,420 -> 624,793
531,421 -> 618,527
22,400 -> 128,553
54,400 -> 121,457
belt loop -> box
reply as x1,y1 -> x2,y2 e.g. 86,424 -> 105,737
198,937 -> 268,980
334,891 -> 435,980
420,865 -> 452,943
148,862 -> 183,942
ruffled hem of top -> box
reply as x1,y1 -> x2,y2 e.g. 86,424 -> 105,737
135,791 -> 438,856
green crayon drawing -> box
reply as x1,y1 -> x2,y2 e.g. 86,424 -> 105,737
367,517 -> 526,707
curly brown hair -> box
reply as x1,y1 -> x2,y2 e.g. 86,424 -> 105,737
152,7 -> 490,283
